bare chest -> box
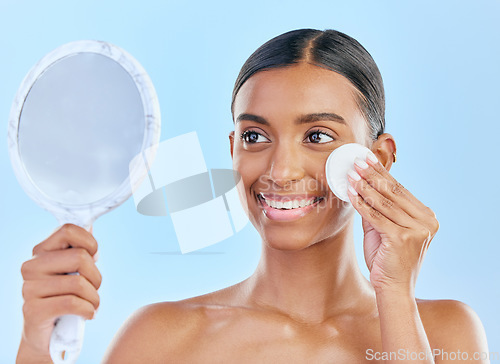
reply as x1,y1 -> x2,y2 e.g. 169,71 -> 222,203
174,314 -> 384,363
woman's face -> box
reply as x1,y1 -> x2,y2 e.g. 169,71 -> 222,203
230,62 -> 370,250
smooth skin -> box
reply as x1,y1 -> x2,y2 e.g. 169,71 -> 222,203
17,63 -> 489,363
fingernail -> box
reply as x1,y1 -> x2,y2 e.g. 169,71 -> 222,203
93,309 -> 98,319
348,185 -> 358,196
367,151 -> 378,164
354,157 -> 369,169
93,251 -> 99,263
347,168 -> 361,181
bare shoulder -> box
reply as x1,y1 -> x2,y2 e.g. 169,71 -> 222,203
101,300 -> 202,363
101,288 -> 242,363
416,298 -> 489,355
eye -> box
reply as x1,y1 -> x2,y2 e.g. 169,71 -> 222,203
240,130 -> 270,144
305,129 -> 335,144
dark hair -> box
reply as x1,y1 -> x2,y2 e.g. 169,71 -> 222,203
231,29 -> 385,140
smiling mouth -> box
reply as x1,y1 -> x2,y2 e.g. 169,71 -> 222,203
257,193 -> 324,210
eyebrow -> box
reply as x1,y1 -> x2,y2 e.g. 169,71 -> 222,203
235,112 -> 346,126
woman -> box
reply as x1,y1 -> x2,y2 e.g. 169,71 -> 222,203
17,29 -> 489,363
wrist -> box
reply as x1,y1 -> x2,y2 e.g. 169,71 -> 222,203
375,286 -> 417,310
373,282 -> 415,299
375,288 -> 418,318
17,338 -> 52,364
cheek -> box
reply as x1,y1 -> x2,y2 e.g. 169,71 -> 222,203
301,152 -> 330,192
232,150 -> 266,212
232,144 -> 269,185
304,151 -> 352,212
235,177 -> 250,217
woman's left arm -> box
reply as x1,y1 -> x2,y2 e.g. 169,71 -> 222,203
346,153 -> 489,364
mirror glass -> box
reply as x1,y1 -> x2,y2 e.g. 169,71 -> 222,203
18,53 -> 145,205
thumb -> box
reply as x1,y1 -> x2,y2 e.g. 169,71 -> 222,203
361,217 -> 375,234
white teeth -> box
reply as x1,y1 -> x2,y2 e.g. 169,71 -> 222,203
260,195 -> 320,210
274,200 -> 284,209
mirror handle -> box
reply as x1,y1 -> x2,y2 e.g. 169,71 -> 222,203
49,273 -> 85,364
49,222 -> 91,364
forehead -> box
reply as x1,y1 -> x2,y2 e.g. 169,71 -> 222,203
233,63 -> 366,135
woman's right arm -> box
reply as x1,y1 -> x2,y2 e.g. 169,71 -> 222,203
16,224 -> 101,364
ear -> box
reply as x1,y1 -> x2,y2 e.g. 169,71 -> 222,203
370,133 -> 396,171
229,131 -> 235,160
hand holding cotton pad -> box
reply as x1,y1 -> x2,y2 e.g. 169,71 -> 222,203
325,143 -> 376,203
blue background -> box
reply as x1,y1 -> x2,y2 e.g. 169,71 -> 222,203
1,0 -> 499,361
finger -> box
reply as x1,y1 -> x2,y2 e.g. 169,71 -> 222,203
347,171 -> 414,229
33,223 -> 98,258
355,156 -> 435,222
23,295 -> 96,325
348,186 -> 434,253
22,275 -> 100,311
347,183 -> 409,237
365,154 -> 434,214
359,156 -> 439,237
21,248 -> 102,290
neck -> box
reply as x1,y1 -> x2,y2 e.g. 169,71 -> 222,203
242,219 -> 375,324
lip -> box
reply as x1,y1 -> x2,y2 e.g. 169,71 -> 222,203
257,193 -> 324,222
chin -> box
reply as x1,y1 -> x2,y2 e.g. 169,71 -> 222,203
259,227 -> 320,252
264,239 -> 311,252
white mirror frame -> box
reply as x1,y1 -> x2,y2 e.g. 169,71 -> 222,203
8,40 -> 161,225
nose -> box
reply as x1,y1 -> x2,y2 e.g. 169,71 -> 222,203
267,141 -> 305,188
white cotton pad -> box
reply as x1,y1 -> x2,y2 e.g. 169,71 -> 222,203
325,143 -> 374,203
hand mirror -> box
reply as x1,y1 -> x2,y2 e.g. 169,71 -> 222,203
8,40 -> 161,363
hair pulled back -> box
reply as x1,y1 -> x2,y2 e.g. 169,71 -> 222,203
231,29 -> 385,140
